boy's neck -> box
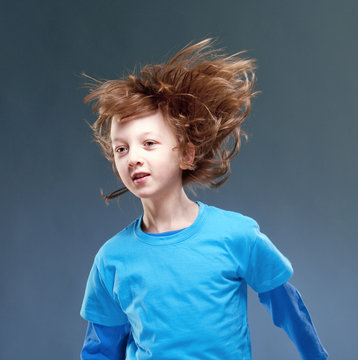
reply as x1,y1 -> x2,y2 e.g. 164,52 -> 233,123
141,190 -> 199,234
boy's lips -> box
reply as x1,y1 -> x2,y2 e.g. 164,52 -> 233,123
131,172 -> 150,182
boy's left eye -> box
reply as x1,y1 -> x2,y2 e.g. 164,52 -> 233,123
144,141 -> 156,147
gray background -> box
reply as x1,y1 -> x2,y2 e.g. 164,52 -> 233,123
1,0 -> 357,359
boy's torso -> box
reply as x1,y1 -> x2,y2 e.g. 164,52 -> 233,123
98,203 -> 255,359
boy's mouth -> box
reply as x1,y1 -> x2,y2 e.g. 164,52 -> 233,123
132,172 -> 150,182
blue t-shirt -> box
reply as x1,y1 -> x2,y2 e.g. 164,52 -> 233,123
80,201 -> 293,359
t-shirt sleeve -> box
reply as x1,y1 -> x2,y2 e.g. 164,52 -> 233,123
80,255 -> 129,327
245,223 -> 293,293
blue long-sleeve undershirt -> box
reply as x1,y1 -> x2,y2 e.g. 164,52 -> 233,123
81,282 -> 328,359
81,321 -> 131,360
259,282 -> 328,359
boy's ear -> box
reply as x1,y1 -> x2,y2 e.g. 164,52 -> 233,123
180,142 -> 195,170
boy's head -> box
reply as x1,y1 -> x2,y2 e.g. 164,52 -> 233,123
84,39 -> 257,202
110,110 -> 194,201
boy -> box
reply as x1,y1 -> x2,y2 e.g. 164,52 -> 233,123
80,39 -> 328,359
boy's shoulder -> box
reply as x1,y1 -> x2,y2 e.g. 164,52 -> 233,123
94,216 -> 140,262
200,202 -> 263,253
203,202 -> 259,230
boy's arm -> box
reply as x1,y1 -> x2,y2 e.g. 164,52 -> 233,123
258,282 -> 328,360
81,321 -> 131,360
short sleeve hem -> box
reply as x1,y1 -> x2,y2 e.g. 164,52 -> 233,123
255,267 -> 293,294
80,308 -> 129,327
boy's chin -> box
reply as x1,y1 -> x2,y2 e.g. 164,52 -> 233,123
134,191 -> 167,202
132,191 -> 155,200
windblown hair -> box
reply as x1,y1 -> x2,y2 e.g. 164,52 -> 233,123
84,39 -> 258,202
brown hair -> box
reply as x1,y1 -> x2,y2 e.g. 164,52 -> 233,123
84,39 -> 258,203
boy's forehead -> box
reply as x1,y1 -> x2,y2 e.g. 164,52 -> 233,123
110,114 -> 164,141
111,116 -> 158,131
112,110 -> 159,123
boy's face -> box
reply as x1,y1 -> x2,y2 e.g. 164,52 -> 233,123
110,110 -> 184,200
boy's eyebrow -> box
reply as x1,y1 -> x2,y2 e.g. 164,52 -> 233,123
111,131 -> 158,143
111,136 -> 125,143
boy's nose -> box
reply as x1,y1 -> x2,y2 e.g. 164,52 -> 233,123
128,151 -> 144,167
128,159 -> 144,167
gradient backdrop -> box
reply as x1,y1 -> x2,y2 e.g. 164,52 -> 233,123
1,1 -> 357,359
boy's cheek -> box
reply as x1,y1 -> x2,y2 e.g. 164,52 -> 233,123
113,167 -> 124,182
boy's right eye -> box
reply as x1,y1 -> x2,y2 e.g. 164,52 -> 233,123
115,146 -> 127,154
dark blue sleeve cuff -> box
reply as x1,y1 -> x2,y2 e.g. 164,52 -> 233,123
81,321 -> 131,360
258,282 -> 328,360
